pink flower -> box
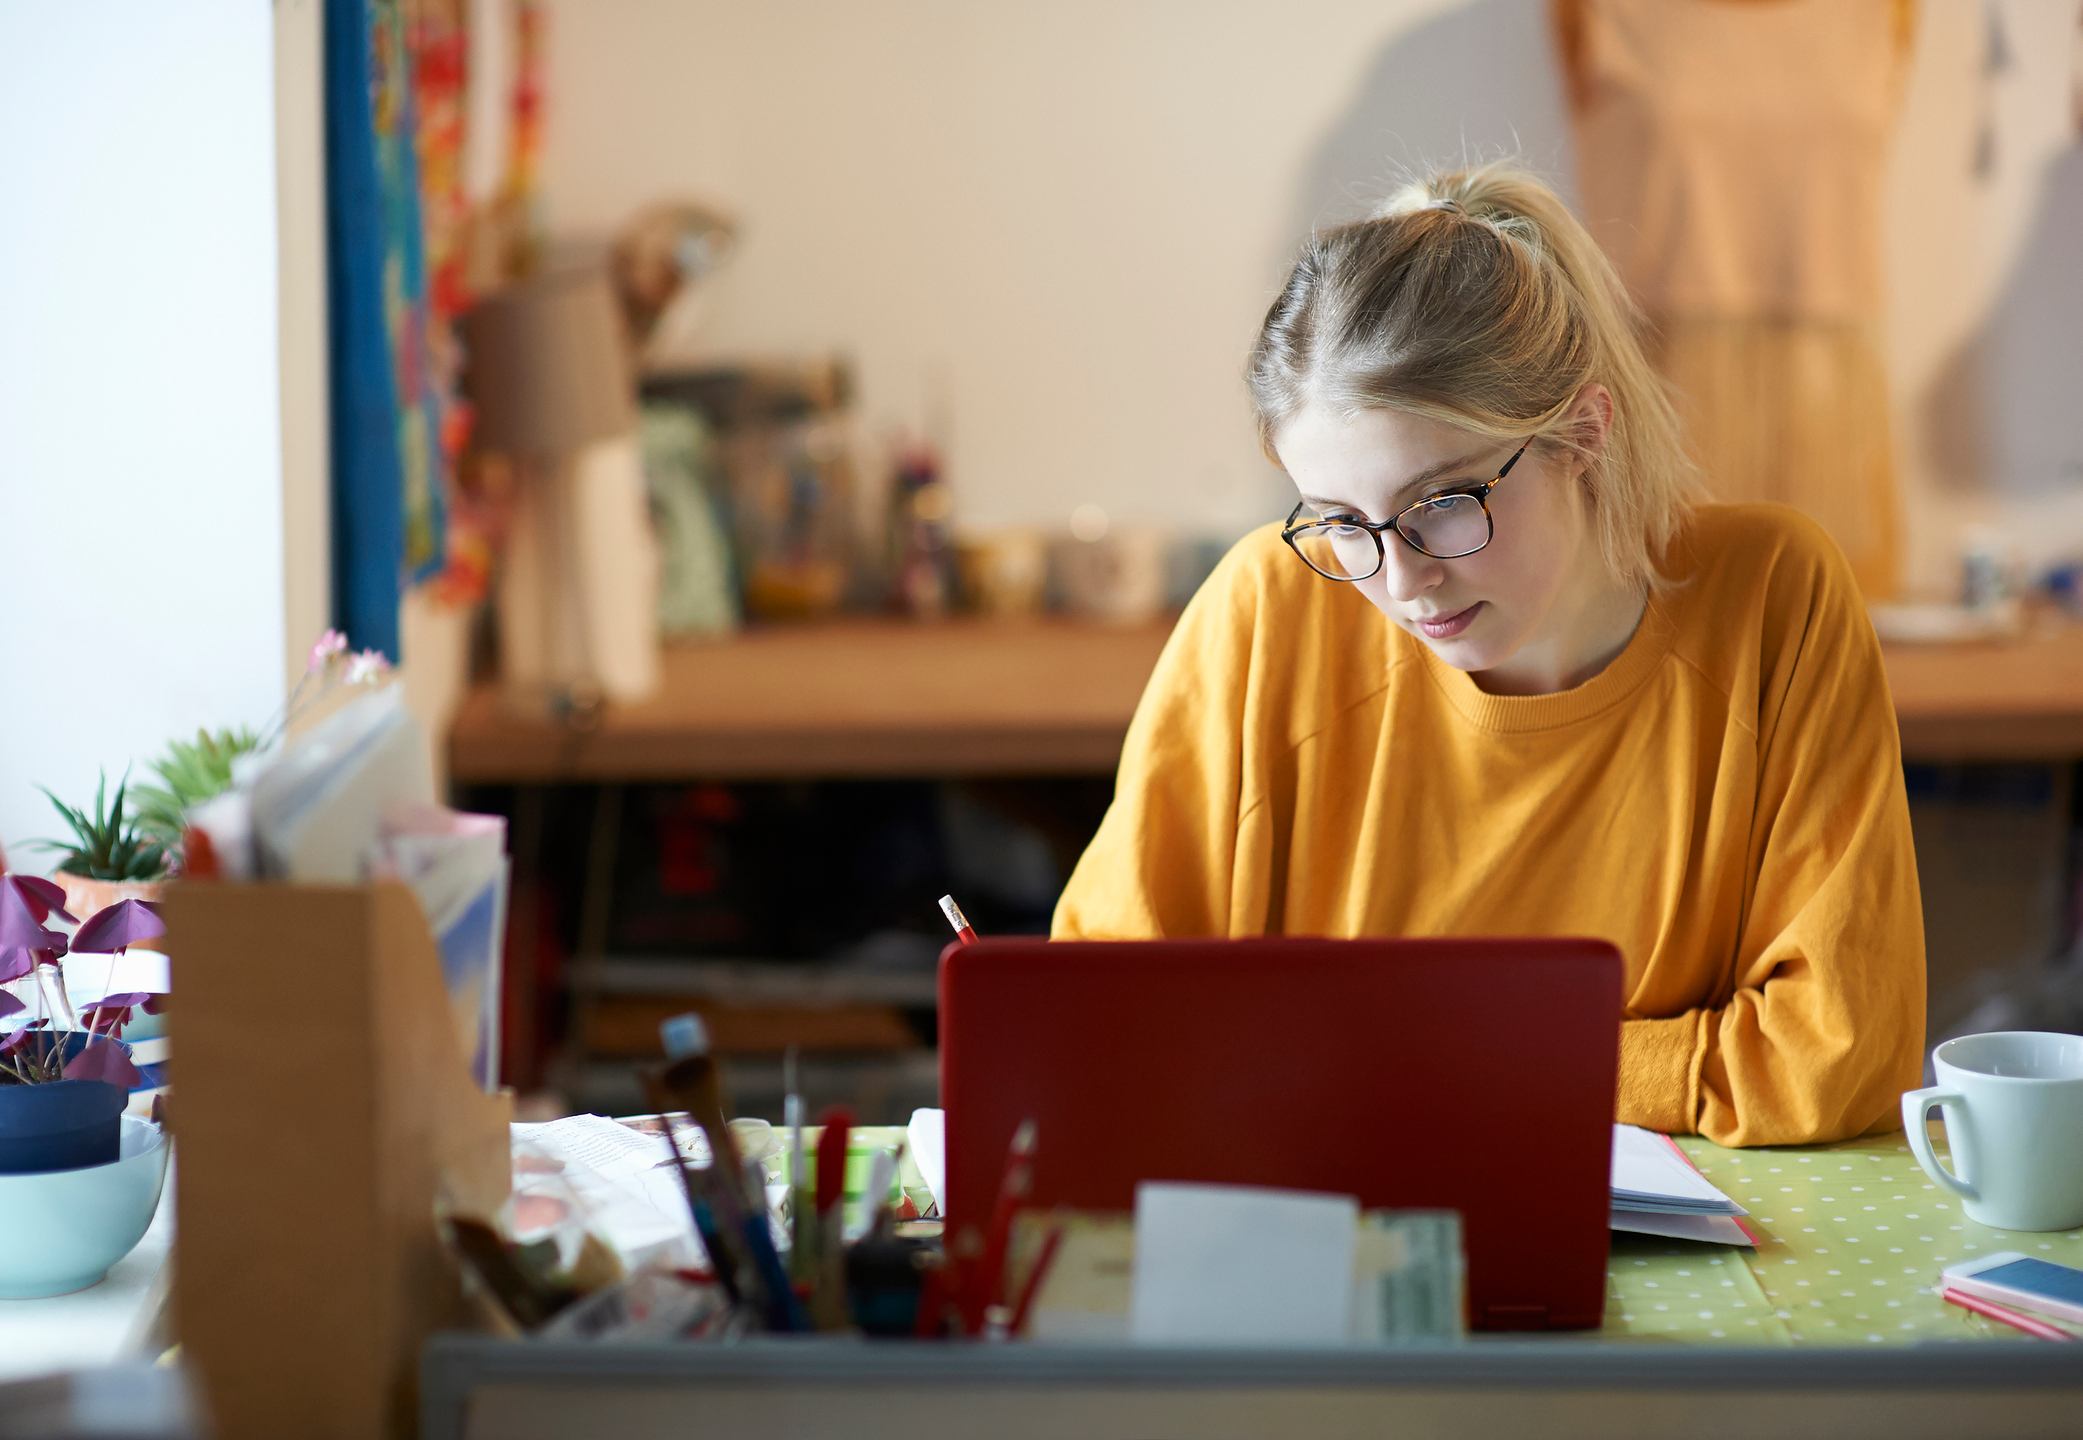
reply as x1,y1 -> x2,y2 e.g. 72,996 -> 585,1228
346,648 -> 392,685
308,628 -> 349,673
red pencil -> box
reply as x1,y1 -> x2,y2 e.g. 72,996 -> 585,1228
1007,1222 -> 1066,1338
938,894 -> 979,945
1939,1287 -> 2077,1342
809,1108 -> 854,1331
974,1118 -> 1037,1333
814,1108 -> 853,1225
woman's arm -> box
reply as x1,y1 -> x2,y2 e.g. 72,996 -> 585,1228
1051,546 -> 1261,940
1620,524 -> 1926,1146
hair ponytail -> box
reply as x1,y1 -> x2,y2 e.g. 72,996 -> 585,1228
1250,162 -> 1696,588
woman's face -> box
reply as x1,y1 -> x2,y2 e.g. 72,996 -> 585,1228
1273,397 -> 1620,692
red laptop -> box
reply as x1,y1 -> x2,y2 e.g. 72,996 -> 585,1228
939,936 -> 1623,1331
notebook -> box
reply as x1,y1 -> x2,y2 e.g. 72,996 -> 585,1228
1610,1122 -> 1755,1246
1610,1123 -> 1746,1215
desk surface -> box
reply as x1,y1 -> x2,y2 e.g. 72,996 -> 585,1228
1613,1131 -> 2081,1344
448,619 -> 2083,783
424,1124 -> 2083,1440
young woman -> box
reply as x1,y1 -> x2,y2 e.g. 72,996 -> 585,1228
1052,164 -> 1924,1147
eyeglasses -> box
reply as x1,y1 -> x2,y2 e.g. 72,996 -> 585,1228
1280,439 -> 1533,582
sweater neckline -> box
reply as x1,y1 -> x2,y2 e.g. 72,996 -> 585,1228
1407,593 -> 1677,732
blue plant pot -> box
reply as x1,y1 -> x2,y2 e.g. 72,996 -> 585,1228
0,1032 -> 130,1175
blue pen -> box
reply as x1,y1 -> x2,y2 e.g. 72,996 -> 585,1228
741,1157 -> 812,1331
690,1196 -> 742,1303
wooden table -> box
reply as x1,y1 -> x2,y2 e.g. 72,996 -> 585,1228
450,618 -> 2083,782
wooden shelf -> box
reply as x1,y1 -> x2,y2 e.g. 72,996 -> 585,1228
1880,624 -> 2083,762
450,617 -> 1176,782
449,616 -> 2083,783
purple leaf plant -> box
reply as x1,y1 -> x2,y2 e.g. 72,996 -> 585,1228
0,874 -> 163,1090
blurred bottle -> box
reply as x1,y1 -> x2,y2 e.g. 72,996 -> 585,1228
886,440 -> 954,619
1959,526 -> 2020,611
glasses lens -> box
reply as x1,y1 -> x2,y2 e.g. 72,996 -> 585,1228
1291,522 -> 1381,580
1398,494 -> 1490,558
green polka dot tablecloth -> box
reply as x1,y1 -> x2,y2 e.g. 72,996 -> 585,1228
1592,1128 -> 2083,1345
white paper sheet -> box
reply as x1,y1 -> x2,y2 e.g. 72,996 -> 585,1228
1131,1183 -> 1358,1345
511,1116 -> 701,1270
514,1115 -> 666,1176
1610,1207 -> 1755,1246
907,1107 -> 946,1215
1610,1124 -> 1745,1215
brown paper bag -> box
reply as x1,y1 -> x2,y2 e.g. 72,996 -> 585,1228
167,882 -> 513,1440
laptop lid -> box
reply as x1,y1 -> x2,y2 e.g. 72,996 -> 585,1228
939,936 -> 1622,1331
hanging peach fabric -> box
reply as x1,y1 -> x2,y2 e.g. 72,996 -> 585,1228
1556,0 -> 1914,596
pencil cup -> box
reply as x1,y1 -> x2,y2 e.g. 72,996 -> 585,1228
1902,1031 -> 2083,1232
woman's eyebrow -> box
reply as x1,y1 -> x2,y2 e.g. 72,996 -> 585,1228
1298,447 -> 1490,513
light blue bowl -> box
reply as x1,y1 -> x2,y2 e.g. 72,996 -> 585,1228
0,1116 -> 168,1299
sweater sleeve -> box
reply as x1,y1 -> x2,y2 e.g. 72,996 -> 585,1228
1051,544 -> 1261,940
1618,519 -> 1926,1145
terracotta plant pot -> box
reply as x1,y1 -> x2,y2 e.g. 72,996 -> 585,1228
55,873 -> 166,951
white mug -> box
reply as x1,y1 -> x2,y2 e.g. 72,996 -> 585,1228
1901,1031 -> 2083,1233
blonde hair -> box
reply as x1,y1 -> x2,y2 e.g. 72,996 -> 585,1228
1248,162 -> 1696,588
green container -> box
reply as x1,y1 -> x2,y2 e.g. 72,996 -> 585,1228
776,1136 -> 901,1206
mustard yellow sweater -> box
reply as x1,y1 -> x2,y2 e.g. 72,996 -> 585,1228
1053,504 -> 1925,1146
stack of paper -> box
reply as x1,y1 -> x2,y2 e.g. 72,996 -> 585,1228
509,1115 -> 724,1274
186,687 -> 512,1091
1610,1124 -> 1753,1246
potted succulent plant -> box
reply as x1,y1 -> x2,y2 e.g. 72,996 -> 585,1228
131,726 -> 263,858
33,769 -> 170,929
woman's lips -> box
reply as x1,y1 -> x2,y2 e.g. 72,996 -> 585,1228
1415,602 -> 1483,640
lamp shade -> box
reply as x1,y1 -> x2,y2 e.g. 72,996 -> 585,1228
462,266 -> 636,458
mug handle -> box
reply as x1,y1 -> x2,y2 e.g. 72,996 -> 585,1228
1902,1087 -> 1978,1203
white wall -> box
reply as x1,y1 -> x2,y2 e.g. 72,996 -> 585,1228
1888,0 -> 2083,589
0,2 -> 289,862
536,0 -> 2081,591
537,0 -> 1511,540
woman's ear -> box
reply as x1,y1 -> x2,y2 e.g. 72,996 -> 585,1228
1568,383 -> 1615,474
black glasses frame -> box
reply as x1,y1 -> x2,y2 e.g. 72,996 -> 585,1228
1281,438 -> 1534,580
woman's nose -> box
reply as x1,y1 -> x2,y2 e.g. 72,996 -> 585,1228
1377,535 -> 1445,604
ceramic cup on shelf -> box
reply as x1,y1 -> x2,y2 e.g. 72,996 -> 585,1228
1902,1031 -> 2083,1232
1050,507 -> 1168,625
